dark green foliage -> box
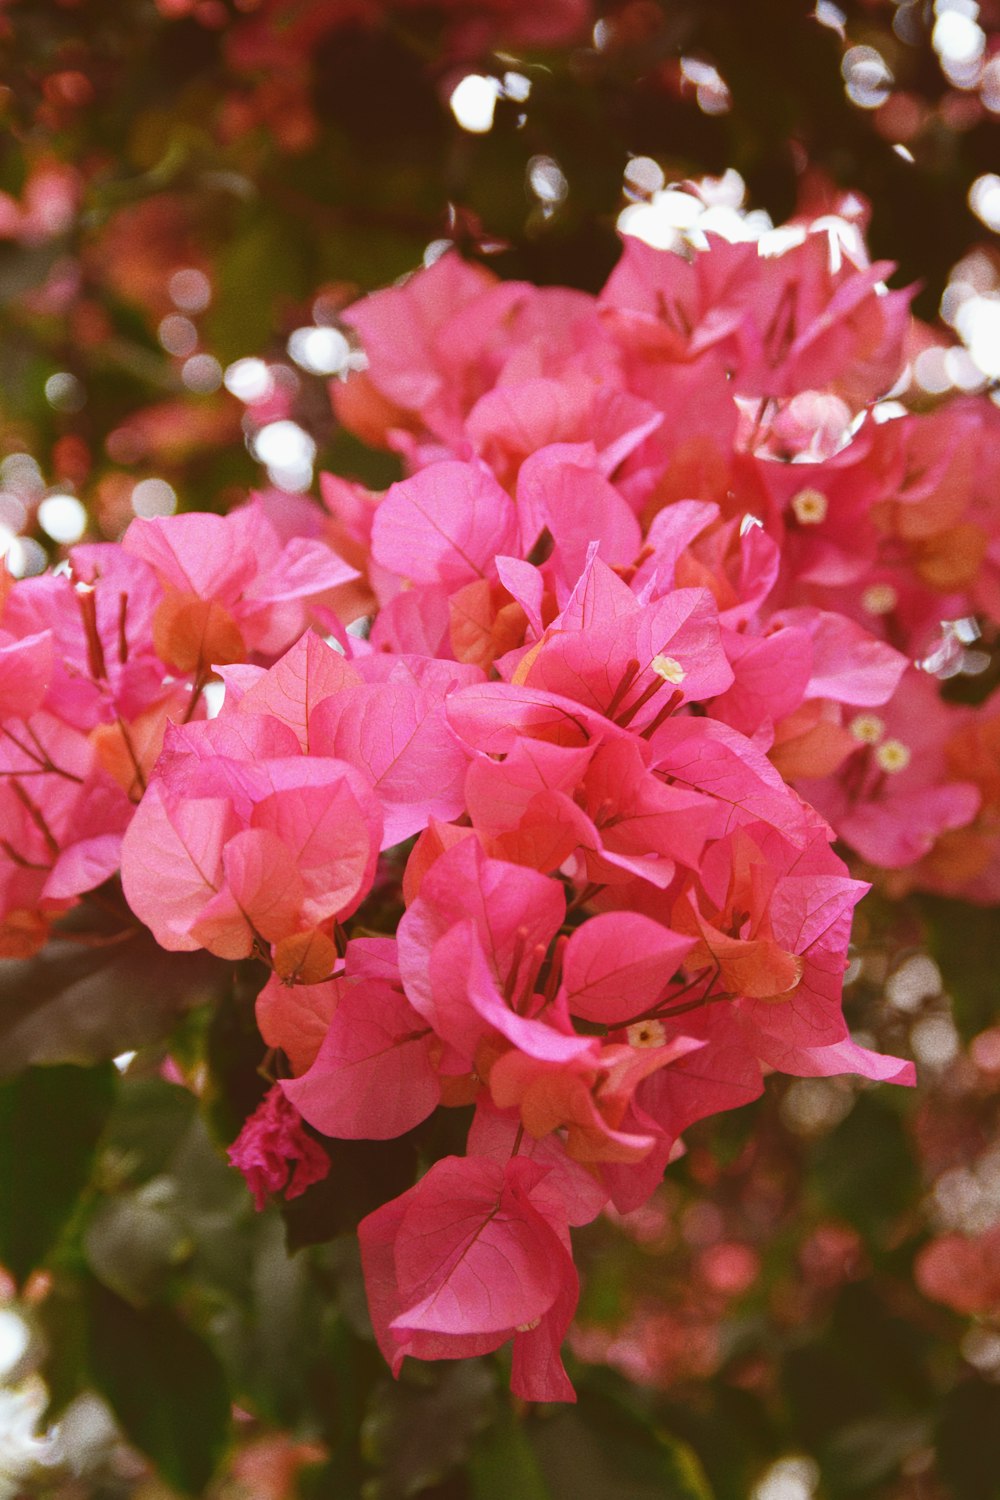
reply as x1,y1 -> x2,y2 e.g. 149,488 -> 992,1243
810,1094 -> 920,1239
0,1062 -> 115,1282
85,1279 -> 231,1496
0,922 -> 228,1076
937,1378 -> 1000,1500
921,896 -> 1000,1042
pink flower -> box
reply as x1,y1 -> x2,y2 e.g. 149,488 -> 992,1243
228,1085 -> 331,1212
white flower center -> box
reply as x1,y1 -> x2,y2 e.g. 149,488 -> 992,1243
627,1019 -> 667,1049
791,487 -> 828,525
651,655 -> 686,685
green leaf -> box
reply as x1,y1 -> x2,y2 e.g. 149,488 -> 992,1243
809,1093 -> 918,1242
205,217 -> 303,366
84,1186 -> 191,1306
531,1391 -> 715,1500
920,896 -> 1000,1041
783,1282 -> 933,1460
209,1211 -> 314,1427
361,1362 -> 497,1499
0,1063 -> 116,1282
281,1135 -> 419,1251
822,1415 -> 932,1495
0,925 -> 226,1076
202,959 -> 271,1147
469,1405 -> 552,1500
32,1273 -> 91,1418
323,425 -> 403,492
85,1279 -> 230,1496
101,1076 -> 199,1186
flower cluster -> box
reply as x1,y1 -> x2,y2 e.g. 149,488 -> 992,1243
5,196 -> 999,1401
0,500 -> 354,957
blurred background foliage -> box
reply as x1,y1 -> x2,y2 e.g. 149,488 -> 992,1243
2,1 -> 1000,1497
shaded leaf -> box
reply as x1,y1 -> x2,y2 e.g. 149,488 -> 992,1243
0,923 -> 227,1077
205,216 -> 303,365
469,1405 -> 552,1500
920,895 -> 1000,1042
85,1278 -> 231,1496
0,1062 -> 115,1282
361,1361 -> 497,1500
809,1094 -> 918,1242
822,1415 -> 932,1496
84,1187 -> 190,1306
101,1075 -> 199,1184
531,1392 -> 715,1500
282,1134 -> 420,1252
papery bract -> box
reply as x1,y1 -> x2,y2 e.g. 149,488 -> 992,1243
283,971 -> 440,1139
359,1153 -> 579,1401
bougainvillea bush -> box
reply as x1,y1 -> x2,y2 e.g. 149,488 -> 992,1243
4,170 -> 1000,1482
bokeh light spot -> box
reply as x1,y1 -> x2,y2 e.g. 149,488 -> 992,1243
969,173 -> 1000,232
158,314 -> 198,357
182,354 -> 223,393
752,1455 -> 821,1500
38,493 -> 86,543
6,537 -> 48,577
449,74 -> 500,134
168,267 -> 211,313
288,326 -> 350,376
224,358 -> 273,403
44,371 -> 85,412
842,46 -> 893,108
131,477 -> 177,518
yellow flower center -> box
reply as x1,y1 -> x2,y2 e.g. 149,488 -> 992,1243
850,713 -> 885,745
862,582 -> 898,615
875,738 -> 911,773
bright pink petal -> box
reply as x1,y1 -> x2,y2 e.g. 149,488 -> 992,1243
0,631 -> 53,719
562,912 -> 694,1025
245,537 -> 360,602
757,1032 -> 916,1085
220,828 -> 306,942
398,840 -> 565,1021
43,833 -> 124,900
310,665 -> 474,847
121,787 -> 238,951
429,921 -> 594,1064
123,511 -> 255,601
236,633 -> 360,750
371,462 -> 517,586
777,608 -> 908,707
446,682 -> 610,755
390,1156 -> 563,1337
283,979 -> 439,1139
467,1103 -> 609,1227
511,1247 -> 579,1403
249,759 -> 381,923
649,717 -> 811,846
638,1031 -> 765,1139
256,973 -> 340,1075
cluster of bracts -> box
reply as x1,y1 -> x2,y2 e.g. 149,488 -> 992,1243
3,198 -> 999,1399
